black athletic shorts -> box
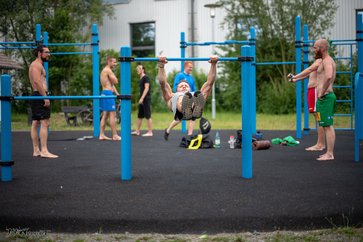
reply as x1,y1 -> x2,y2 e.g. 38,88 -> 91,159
30,91 -> 51,120
137,97 -> 151,119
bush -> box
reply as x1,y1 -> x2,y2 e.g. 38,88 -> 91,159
257,78 -> 296,114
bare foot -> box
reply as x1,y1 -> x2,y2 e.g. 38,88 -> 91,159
113,135 -> 121,141
305,144 -> 325,151
142,132 -> 153,137
131,131 -> 140,136
40,152 -> 59,159
99,135 -> 112,141
33,150 -> 41,157
317,154 -> 334,161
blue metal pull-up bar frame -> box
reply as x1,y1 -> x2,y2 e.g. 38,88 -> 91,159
179,27 -> 257,135
119,46 -> 255,181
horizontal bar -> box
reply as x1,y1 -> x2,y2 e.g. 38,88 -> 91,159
331,39 -> 356,43
186,40 -> 249,46
0,41 -> 35,45
47,43 -> 91,47
334,85 -> 352,88
303,40 -> 356,45
334,57 -> 352,60
133,57 -> 241,62
334,113 -> 352,117
50,52 -> 92,55
302,40 -> 314,45
0,46 -> 36,50
336,71 -> 352,75
336,100 -> 352,103
256,61 -> 295,66
14,95 -> 118,101
333,42 -> 356,46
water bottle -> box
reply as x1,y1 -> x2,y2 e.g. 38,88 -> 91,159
214,131 -> 221,148
228,135 -> 236,149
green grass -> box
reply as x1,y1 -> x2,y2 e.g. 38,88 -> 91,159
10,111 -> 352,131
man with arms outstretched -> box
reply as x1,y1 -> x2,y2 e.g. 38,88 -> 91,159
289,57 -> 325,151
157,55 -> 218,121
314,39 -> 336,161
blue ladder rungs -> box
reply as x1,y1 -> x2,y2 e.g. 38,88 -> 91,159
336,100 -> 352,103
334,85 -> 352,88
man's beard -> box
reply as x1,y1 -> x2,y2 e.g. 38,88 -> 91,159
314,51 -> 322,59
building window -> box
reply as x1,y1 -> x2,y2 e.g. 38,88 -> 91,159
130,22 -> 155,57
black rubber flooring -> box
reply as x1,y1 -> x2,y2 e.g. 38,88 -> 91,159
0,130 -> 362,233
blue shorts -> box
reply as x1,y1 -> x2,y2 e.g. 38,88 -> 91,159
100,90 -> 116,111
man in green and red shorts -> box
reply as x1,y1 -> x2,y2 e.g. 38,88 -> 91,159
314,39 -> 337,161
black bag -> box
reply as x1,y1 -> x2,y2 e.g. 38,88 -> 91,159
179,134 -> 214,149
235,130 -> 257,149
235,130 -> 242,149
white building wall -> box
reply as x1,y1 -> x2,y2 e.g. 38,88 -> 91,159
193,0 -> 229,72
100,0 -> 190,72
99,0 -> 363,73
325,0 -> 363,58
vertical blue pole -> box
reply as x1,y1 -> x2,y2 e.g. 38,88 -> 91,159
355,11 -> 363,162
249,27 -> 256,134
43,32 -> 49,88
35,24 -> 41,44
358,12 -> 363,73
180,32 -> 187,133
303,24 -> 309,135
92,24 -> 100,138
120,47 -> 132,180
295,16 -> 302,139
1,75 -> 13,182
241,45 -> 253,179
354,73 -> 362,162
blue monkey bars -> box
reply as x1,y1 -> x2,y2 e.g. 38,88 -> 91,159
0,23 -> 101,137
119,46 -> 255,181
0,74 -> 119,182
39,24 -> 101,138
179,28 -> 257,134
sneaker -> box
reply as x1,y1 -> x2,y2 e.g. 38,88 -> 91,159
181,92 -> 193,120
192,91 -> 205,119
164,129 -> 170,141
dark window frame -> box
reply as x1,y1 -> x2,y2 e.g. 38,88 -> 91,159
130,21 -> 155,57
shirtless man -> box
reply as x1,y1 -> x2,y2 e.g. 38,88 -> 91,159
99,56 -> 121,141
28,45 -> 58,158
289,58 -> 325,151
164,62 -> 197,140
314,39 -> 337,161
157,55 -> 218,121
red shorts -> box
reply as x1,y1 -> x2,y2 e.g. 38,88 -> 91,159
307,87 -> 317,113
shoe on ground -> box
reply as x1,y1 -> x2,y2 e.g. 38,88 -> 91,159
164,129 -> 170,141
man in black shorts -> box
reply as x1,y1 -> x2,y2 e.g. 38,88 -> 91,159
28,45 -> 58,158
131,64 -> 153,137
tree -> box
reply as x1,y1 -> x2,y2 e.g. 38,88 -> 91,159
0,0 -> 113,111
217,0 -> 337,113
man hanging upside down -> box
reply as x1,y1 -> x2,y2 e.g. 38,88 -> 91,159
157,55 -> 218,122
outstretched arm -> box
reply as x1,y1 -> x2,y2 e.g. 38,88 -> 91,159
289,58 -> 322,82
200,55 -> 218,99
157,56 -> 173,102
